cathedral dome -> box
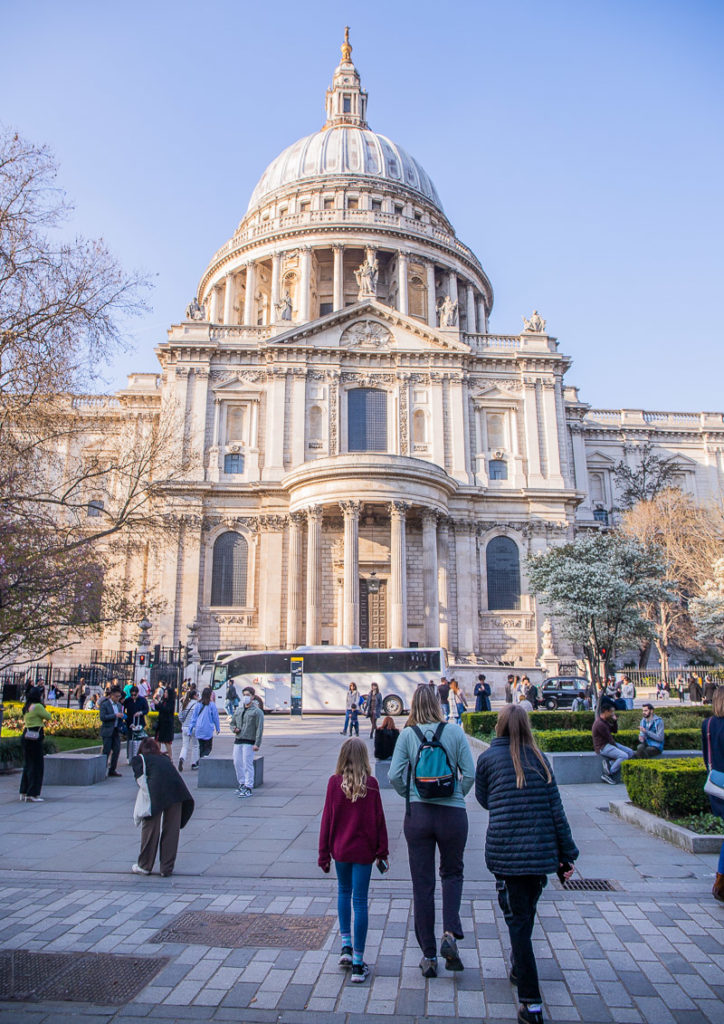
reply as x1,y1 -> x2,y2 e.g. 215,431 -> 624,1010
246,125 -> 443,215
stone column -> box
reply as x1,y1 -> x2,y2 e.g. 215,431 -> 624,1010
447,271 -> 458,307
454,520 -> 478,659
305,506 -> 323,644
262,372 -> 285,479
208,286 -> 219,323
421,510 -> 440,646
389,501 -> 409,647
477,296 -> 487,334
437,517 -> 450,651
466,283 -> 476,332
333,246 -> 344,311
340,500 -> 361,645
398,250 -> 409,316
426,261 -> 437,326
243,262 -> 256,325
523,377 -> 544,486
541,379 -> 564,486
299,247 -> 312,321
286,512 -> 305,647
570,423 -> 591,514
270,253 -> 282,316
223,272 -> 235,324
258,516 -> 285,649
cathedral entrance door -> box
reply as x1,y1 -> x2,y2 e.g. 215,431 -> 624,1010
359,579 -> 387,648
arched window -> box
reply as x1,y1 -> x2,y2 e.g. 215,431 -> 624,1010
224,453 -> 244,474
348,388 -> 387,452
486,412 -> 506,449
211,532 -> 248,607
409,274 -> 427,319
309,405 -> 323,441
489,459 -> 508,480
486,536 -> 521,611
87,499 -> 104,517
593,507 -> 609,525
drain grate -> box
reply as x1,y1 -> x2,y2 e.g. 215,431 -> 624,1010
556,878 -> 619,892
153,910 -> 334,949
0,950 -> 168,1004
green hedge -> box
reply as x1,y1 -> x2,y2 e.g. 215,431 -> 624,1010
0,736 -> 57,768
463,706 -> 711,738
534,728 -> 702,752
2,702 -> 179,737
622,757 -> 709,817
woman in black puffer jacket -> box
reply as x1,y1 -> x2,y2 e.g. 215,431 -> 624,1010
476,705 -> 578,1024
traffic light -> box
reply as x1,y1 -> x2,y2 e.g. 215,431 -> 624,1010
599,645 -> 609,661
139,654 -> 145,666
152,644 -> 161,666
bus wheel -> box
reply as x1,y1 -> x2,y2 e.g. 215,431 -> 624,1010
383,695 -> 404,716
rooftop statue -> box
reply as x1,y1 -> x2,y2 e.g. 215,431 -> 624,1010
523,309 -> 546,333
355,249 -> 379,300
437,295 -> 458,328
275,291 -> 292,321
185,297 -> 205,321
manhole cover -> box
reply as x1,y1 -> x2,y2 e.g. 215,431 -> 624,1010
0,950 -> 168,1004
153,911 -> 334,949
553,878 -> 619,892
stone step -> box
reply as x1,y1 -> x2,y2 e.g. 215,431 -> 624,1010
197,755 -> 264,788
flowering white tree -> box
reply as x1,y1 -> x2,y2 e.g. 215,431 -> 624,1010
690,558 -> 724,655
528,532 -> 673,687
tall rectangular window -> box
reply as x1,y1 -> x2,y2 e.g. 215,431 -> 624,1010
348,388 -> 387,452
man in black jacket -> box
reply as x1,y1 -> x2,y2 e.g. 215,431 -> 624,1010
437,680 -> 450,721
100,685 -> 125,777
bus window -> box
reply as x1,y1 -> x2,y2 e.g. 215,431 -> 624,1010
212,665 -> 228,690
265,653 -> 292,674
346,650 -> 380,673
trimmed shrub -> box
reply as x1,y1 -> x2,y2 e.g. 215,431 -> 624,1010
463,706 -> 711,739
534,729 -> 702,752
622,757 -> 708,817
0,736 -> 57,768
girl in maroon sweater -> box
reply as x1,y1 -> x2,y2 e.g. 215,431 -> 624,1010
318,738 -> 389,983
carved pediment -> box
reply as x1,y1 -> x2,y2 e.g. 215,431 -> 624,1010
340,319 -> 393,350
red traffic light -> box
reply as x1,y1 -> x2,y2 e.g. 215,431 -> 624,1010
139,654 -> 145,665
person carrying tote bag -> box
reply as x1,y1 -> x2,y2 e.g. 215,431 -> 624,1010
702,690 -> 724,902
19,686 -> 52,802
388,686 -> 474,979
130,737 -> 194,877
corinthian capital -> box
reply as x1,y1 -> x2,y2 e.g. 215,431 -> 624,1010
390,501 -> 411,519
340,499 -> 361,518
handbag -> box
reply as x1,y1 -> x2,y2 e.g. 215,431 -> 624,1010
704,719 -> 724,800
133,754 -> 153,826
24,729 -> 41,740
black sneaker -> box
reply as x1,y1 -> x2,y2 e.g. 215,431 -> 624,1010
518,1005 -> 544,1024
338,945 -> 353,967
509,968 -> 518,986
350,962 -> 369,983
419,956 -> 437,978
601,773 -> 617,785
440,931 -> 464,971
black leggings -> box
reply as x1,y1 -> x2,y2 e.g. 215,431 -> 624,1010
496,874 -> 546,1003
20,736 -> 45,797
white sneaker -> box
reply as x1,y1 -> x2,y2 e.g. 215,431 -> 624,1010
27,796 -> 44,802
131,863 -> 150,875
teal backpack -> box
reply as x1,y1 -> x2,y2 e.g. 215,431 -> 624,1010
406,723 -> 456,811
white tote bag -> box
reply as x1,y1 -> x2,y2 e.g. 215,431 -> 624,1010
133,754 -> 153,827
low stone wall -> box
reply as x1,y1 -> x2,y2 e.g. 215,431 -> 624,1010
609,799 -> 721,853
44,753 -> 107,786
548,749 -> 693,786
197,756 -> 264,788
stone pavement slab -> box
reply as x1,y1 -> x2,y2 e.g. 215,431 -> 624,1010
0,715 -> 722,1023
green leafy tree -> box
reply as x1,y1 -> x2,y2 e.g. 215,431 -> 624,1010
528,532 -> 673,687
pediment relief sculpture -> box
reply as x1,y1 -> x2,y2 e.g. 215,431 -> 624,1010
340,319 -> 392,349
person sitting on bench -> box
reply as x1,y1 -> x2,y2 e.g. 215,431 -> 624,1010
592,698 -> 634,785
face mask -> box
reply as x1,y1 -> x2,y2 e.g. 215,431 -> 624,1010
242,694 -> 252,706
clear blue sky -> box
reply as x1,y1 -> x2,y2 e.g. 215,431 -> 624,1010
3,0 -> 723,411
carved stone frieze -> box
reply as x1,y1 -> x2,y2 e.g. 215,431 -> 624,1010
258,514 -> 288,531
340,319 -> 392,349
211,613 -> 254,626
202,514 -> 260,533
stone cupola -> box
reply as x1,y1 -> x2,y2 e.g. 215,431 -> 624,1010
324,27 -> 368,128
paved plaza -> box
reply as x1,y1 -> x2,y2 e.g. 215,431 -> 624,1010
0,716 -> 723,1024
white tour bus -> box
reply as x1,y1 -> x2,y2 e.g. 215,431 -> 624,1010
204,646 -> 448,716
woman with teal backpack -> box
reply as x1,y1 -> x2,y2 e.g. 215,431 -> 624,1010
389,685 -> 475,978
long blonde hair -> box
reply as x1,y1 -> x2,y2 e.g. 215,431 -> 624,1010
405,685 -> 445,728
335,737 -> 370,802
495,704 -> 551,789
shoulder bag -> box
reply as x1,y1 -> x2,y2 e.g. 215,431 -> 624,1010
133,754 -> 153,826
704,719 -> 724,800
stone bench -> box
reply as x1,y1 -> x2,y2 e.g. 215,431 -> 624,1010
44,753 -> 107,786
548,749 -> 695,785
197,756 -> 264,789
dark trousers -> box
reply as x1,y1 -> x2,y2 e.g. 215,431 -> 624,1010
102,729 -> 121,773
138,801 -> 183,875
636,743 -> 662,758
198,738 -> 213,758
404,803 -> 468,958
20,736 -> 44,797
496,875 -> 546,1003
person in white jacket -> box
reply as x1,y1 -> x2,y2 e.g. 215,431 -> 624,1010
177,687 -> 199,771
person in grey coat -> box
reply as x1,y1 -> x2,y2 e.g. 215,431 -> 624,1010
100,685 -> 125,777
476,704 -> 578,1024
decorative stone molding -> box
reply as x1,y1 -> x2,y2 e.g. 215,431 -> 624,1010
210,613 -> 254,626
339,499 -> 361,516
390,500 -> 410,518
258,514 -> 288,531
340,319 -> 392,349
202,514 -> 260,533
400,385 -> 409,456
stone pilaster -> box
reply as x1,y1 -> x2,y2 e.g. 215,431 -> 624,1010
243,262 -> 256,325
437,517 -> 450,652
305,505 -> 323,644
340,500 -> 361,645
390,501 -> 409,647
421,510 -> 440,646
286,512 -> 305,647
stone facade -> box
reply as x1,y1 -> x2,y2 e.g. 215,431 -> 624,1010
59,35 -> 724,669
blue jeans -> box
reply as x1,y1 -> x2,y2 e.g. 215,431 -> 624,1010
335,861 -> 372,954
719,840 -> 724,874
441,701 -> 450,721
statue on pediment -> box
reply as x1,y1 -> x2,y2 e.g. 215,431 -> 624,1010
185,297 -> 205,321
355,249 -> 378,299
522,309 -> 546,333
437,295 -> 458,328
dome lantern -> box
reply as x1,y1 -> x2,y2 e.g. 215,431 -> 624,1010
324,27 -> 368,129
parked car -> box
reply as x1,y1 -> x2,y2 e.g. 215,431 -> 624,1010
540,676 -> 590,710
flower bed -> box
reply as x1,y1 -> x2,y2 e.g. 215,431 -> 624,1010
1,701 -> 179,737
621,757 -> 709,817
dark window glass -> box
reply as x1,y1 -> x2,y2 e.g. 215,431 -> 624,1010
211,532 -> 248,606
265,653 -> 292,674
87,499 -> 104,517
593,507 -> 609,524
371,199 -> 382,211
489,459 -> 508,480
348,388 -> 387,452
319,302 -> 333,315
224,453 -> 244,474
343,95 -> 351,113
227,653 -> 266,676
486,536 -> 521,610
